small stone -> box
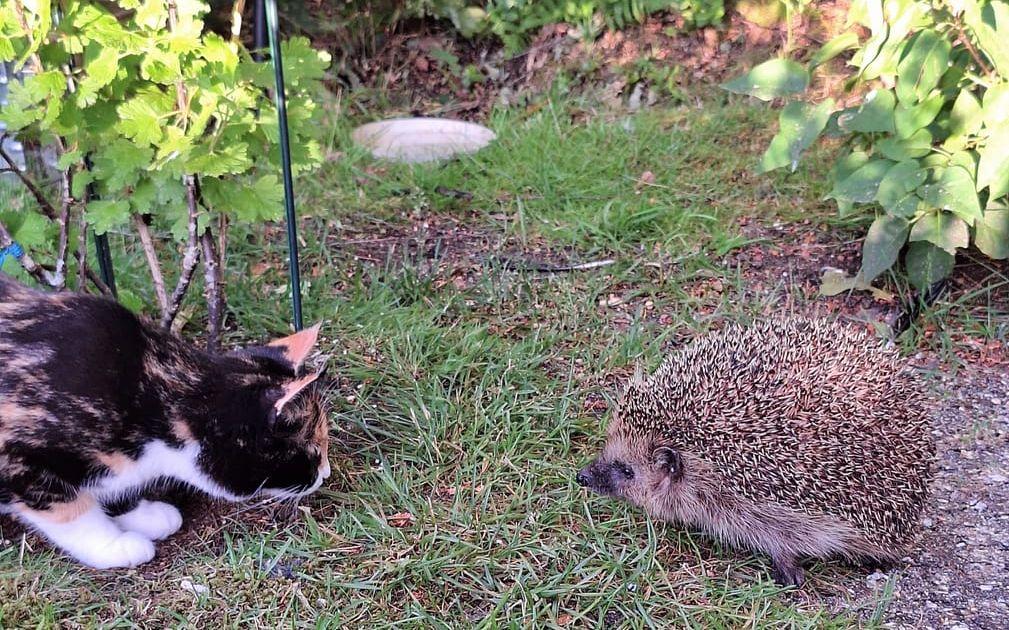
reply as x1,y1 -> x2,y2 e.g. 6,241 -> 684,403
922,517 -> 934,528
866,571 -> 888,588
180,579 -> 209,597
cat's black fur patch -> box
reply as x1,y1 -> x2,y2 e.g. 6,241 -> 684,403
0,272 -> 329,511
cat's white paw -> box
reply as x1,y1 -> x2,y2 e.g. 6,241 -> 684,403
114,500 -> 183,541
87,532 -> 156,569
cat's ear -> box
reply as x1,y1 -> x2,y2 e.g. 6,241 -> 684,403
241,323 -> 323,375
267,323 -> 322,372
273,368 -> 325,414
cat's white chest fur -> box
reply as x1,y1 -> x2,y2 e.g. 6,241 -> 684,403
89,440 -> 244,502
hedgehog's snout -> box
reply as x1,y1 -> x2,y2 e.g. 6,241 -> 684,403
577,459 -> 634,495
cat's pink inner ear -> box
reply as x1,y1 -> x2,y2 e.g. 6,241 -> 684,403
267,322 -> 322,371
274,370 -> 323,414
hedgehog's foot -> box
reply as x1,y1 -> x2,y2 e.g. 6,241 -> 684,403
770,554 -> 805,587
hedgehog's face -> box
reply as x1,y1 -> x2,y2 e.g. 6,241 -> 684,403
576,420 -> 687,513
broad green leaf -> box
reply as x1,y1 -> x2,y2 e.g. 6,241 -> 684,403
894,91 -> 944,138
975,207 -> 1009,259
858,0 -> 922,80
832,159 -> 894,203
186,142 -> 252,177
878,128 -> 932,160
919,165 -> 983,224
203,174 -> 284,223
820,268 -> 861,295
759,99 -> 834,173
948,89 -> 983,137
830,150 -> 870,215
71,171 -> 95,199
0,210 -> 51,248
977,124 -> 1009,199
116,97 -> 163,145
133,0 -> 167,30
962,0 -> 1009,75
810,32 -> 860,70
140,48 -> 182,84
57,149 -> 84,170
858,214 -> 910,283
720,58 -> 810,102
281,36 -> 331,85
895,29 -> 951,104
76,44 -> 119,106
202,33 -> 238,76
909,211 -> 969,253
92,139 -> 154,191
85,199 -> 131,235
876,160 -> 926,216
904,240 -> 954,289
841,89 -> 895,133
982,82 -> 1009,126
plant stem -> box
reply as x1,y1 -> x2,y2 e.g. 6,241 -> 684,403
0,135 -> 59,222
161,174 -> 202,330
0,221 -> 59,286
200,228 -> 224,352
132,214 -> 169,312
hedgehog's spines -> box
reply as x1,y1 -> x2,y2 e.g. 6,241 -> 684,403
612,316 -> 934,552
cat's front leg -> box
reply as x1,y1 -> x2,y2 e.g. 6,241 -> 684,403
113,499 -> 183,540
15,494 -> 156,569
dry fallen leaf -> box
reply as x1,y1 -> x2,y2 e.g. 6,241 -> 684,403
557,614 -> 573,625
387,512 -> 415,528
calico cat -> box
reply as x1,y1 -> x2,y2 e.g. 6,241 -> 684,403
0,273 -> 330,569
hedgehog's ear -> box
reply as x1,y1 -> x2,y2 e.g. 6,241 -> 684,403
652,446 -> 683,480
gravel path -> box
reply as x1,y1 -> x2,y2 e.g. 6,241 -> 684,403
830,362 -> 1009,629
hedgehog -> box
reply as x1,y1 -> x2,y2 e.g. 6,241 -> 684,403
576,317 -> 935,586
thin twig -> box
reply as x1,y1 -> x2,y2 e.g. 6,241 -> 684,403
159,1 -> 203,331
957,27 -> 994,77
132,214 -> 169,312
0,134 -> 59,221
0,221 -> 60,286
200,229 -> 224,352
230,0 -> 246,44
76,200 -> 88,291
161,174 -> 202,330
52,167 -> 71,288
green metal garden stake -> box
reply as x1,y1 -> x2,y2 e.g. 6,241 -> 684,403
263,0 -> 304,331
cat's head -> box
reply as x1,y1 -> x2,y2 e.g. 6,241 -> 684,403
187,324 -> 333,501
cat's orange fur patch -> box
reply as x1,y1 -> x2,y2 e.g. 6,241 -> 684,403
97,451 -> 135,474
17,494 -> 95,524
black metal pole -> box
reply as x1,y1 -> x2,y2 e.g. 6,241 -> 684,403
84,159 -> 117,298
264,0 -> 303,331
253,0 -> 267,61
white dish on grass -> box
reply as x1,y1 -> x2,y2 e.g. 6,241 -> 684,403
351,118 -> 496,163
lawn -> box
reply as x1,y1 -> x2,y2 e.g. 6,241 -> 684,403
2,95 -> 903,628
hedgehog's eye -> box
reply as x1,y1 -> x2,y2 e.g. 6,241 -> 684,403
614,462 -> 634,479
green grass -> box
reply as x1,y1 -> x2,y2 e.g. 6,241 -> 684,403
0,97 -> 908,627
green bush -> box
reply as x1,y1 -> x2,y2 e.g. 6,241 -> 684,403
0,1 -> 329,345
292,1 -> 724,53
725,0 -> 1009,292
